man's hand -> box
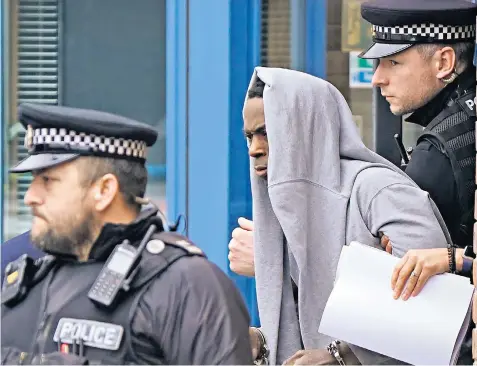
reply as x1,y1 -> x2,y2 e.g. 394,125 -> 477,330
380,234 -> 457,300
249,327 -> 261,361
228,217 -> 255,277
283,349 -> 338,365
391,248 -> 453,300
380,234 -> 392,254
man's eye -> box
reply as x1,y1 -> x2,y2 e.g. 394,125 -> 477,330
390,60 -> 398,66
41,176 -> 50,184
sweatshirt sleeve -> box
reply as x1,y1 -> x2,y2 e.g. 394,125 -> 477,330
364,182 -> 450,258
347,179 -> 451,365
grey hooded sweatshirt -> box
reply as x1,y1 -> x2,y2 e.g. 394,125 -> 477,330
247,67 -> 451,365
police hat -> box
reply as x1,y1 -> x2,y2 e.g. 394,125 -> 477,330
10,103 -> 158,173
359,0 -> 477,59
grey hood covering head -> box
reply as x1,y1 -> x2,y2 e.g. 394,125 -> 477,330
245,67 -> 451,364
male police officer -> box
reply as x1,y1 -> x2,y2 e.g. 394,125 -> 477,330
359,0 -> 477,251
1,103 -> 253,365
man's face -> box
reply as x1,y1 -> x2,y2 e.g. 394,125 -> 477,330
243,97 -> 268,179
371,46 -> 442,115
24,159 -> 98,257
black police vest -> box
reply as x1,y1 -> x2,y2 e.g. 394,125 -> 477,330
1,232 -> 202,365
416,86 -> 476,244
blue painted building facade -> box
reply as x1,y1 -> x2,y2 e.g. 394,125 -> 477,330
1,0 -> 328,325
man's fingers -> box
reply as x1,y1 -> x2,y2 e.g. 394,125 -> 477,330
380,234 -> 390,249
392,257 -> 416,299
385,242 -> 392,254
401,263 -> 422,301
411,270 -> 432,297
283,350 -> 304,365
238,217 -> 254,231
231,227 -> 244,240
391,254 -> 408,290
228,238 -> 238,251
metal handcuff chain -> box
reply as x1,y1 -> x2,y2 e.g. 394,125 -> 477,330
327,340 -> 346,366
254,328 -> 270,365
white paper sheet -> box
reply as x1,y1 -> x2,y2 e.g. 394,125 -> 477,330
319,242 -> 474,365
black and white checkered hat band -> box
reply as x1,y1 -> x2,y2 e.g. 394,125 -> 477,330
25,127 -> 147,160
373,23 -> 476,42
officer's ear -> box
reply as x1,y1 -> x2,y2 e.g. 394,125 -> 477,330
92,173 -> 119,212
434,46 -> 457,80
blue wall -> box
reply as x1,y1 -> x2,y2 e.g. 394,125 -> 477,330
166,0 -> 261,325
306,0 -> 327,78
0,0 -> 4,242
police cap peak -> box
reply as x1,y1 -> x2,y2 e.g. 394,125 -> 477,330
10,103 -> 158,173
359,0 -> 477,59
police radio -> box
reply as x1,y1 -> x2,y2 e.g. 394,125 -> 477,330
393,134 -> 411,170
88,224 -> 157,308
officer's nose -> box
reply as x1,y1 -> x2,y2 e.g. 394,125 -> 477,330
371,62 -> 388,88
248,136 -> 267,159
24,176 -> 44,208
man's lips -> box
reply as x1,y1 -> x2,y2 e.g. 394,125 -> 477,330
254,165 -> 267,176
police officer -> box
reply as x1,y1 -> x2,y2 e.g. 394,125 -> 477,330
1,103 -> 253,365
358,2 -> 476,364
359,0 -> 477,251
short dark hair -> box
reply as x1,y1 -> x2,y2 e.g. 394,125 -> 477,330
247,76 -> 265,99
415,42 -> 475,73
78,156 -> 148,212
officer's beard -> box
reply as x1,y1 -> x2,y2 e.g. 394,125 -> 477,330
30,210 -> 99,260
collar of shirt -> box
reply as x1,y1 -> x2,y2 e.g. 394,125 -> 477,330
50,207 -> 162,263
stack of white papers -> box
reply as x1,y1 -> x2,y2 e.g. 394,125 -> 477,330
319,242 -> 474,365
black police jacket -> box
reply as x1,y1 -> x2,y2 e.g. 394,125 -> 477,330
1,209 -> 253,365
405,67 -> 476,248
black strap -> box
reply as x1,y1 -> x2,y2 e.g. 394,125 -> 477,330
130,246 -> 190,290
417,130 -> 473,217
454,144 -> 476,161
439,117 -> 475,142
455,90 -> 477,118
423,103 -> 462,132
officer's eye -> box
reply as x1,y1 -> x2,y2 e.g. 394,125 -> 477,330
390,60 -> 398,66
41,176 -> 51,184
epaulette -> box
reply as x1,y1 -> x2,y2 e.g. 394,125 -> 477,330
152,231 -> 205,257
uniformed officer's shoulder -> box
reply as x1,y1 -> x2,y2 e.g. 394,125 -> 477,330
149,231 -> 205,256
145,252 -> 231,297
143,232 -> 226,293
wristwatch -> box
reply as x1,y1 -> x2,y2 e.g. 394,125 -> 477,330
459,246 -> 475,281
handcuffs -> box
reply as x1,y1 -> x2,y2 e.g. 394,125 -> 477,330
327,340 -> 346,365
253,328 -> 270,365
252,330 -> 345,366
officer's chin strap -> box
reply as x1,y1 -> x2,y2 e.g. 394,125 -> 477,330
134,196 -> 187,233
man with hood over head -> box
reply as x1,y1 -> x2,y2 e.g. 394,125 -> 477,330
243,67 -> 453,365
